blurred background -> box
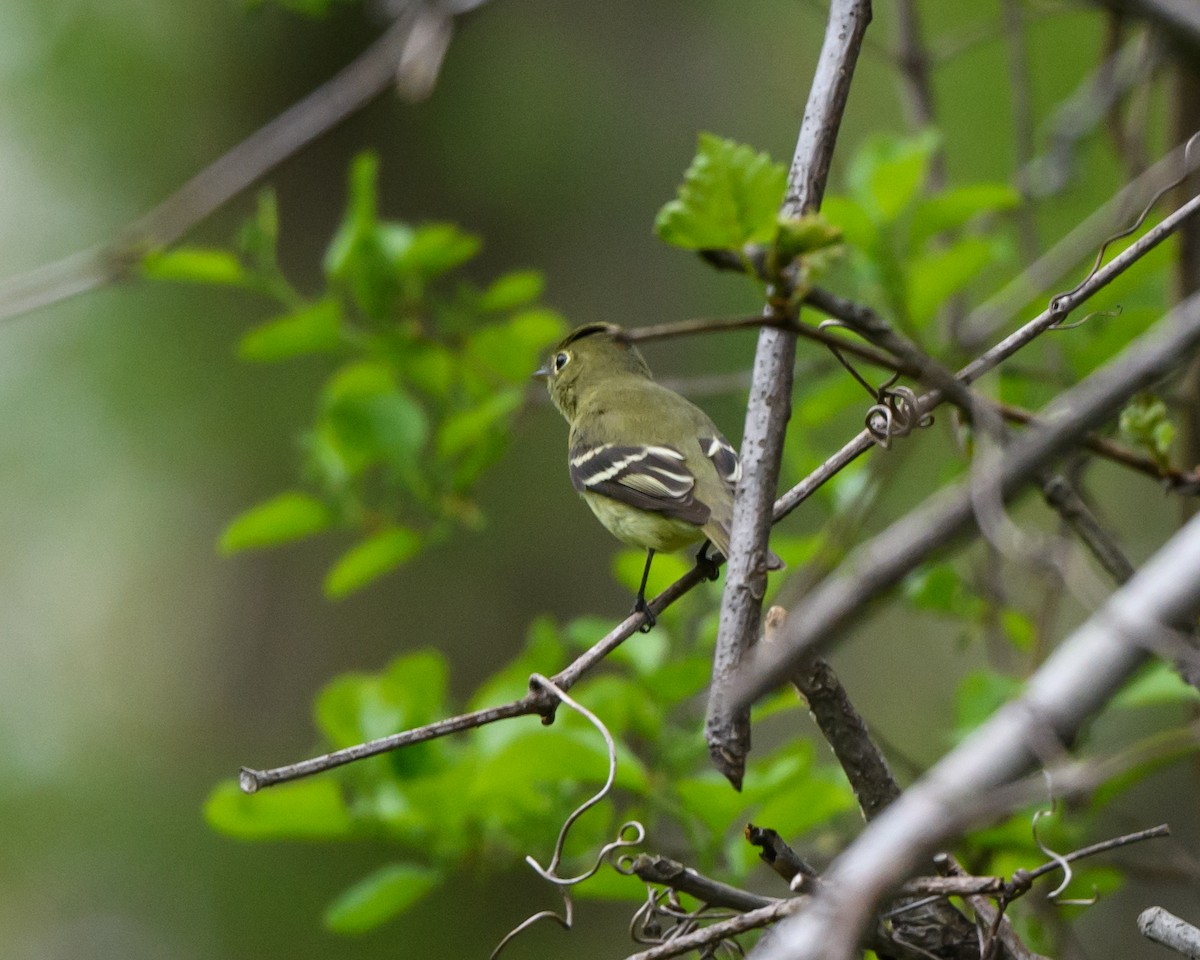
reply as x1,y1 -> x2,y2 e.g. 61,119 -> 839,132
2,0 -> 1198,957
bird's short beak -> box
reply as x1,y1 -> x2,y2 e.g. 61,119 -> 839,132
531,365 -> 550,381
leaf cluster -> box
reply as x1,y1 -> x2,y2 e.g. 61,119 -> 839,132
207,569 -> 856,933
145,153 -> 566,596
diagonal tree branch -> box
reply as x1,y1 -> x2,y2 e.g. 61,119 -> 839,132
748,509 -> 1200,960
735,286 -> 1200,709
705,0 -> 872,791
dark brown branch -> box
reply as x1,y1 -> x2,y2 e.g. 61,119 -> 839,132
1000,402 -> 1200,491
626,854 -> 778,913
1040,473 -> 1137,584
764,606 -> 900,821
745,824 -> 819,891
1093,0 -> 1200,54
706,0 -> 873,790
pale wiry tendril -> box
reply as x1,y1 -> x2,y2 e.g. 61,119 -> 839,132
490,674 -> 645,959
1048,130 -> 1200,321
816,319 -> 933,449
619,867 -> 745,955
1047,305 -> 1122,332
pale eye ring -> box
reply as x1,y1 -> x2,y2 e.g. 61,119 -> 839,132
553,351 -> 570,372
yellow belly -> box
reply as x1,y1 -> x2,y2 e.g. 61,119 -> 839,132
581,491 -> 704,553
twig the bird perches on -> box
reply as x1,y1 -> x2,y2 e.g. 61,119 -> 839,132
625,854 -> 779,913
707,0 -> 873,791
242,179 -> 1200,794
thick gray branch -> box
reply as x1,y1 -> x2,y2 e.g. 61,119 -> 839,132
706,0 -> 872,790
735,287 -> 1200,708
1139,906 -> 1200,958
750,509 -> 1200,960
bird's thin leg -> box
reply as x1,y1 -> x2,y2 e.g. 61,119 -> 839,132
695,541 -> 721,581
632,549 -> 656,633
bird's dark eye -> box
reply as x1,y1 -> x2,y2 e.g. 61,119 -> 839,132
553,352 -> 570,372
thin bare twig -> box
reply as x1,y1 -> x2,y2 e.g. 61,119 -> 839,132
1040,473 -> 1137,584
491,675 -> 645,959
624,898 -> 806,960
239,564 -> 712,791
623,854 -> 778,913
706,0 -> 872,790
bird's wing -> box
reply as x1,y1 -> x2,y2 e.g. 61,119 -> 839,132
569,443 -> 710,525
699,435 -> 740,489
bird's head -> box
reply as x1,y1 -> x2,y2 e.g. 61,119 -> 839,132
534,322 -> 652,420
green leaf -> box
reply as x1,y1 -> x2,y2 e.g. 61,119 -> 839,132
204,779 -> 354,840
999,609 -> 1035,653
903,562 -> 987,623
142,247 -> 246,286
907,235 -> 1002,327
819,196 -> 877,250
910,183 -> 1020,248
325,526 -> 422,598
324,153 -> 398,320
236,189 -> 281,273
238,298 -> 343,362
655,133 -> 786,251
848,130 -> 940,223
323,362 -> 428,471
466,308 -> 567,382
480,270 -> 545,311
1119,393 -> 1176,468
1112,661 -> 1200,709
316,651 -> 450,747
437,389 -> 523,460
324,863 -> 442,934
396,341 -> 455,398
774,213 -> 843,264
220,491 -> 333,553
395,223 -> 482,280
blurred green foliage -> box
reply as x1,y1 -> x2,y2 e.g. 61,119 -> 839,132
196,131 -> 1194,949
146,153 -> 567,597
